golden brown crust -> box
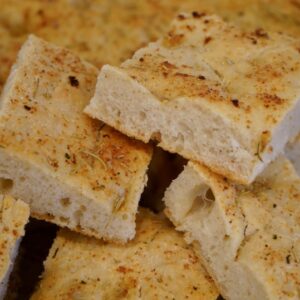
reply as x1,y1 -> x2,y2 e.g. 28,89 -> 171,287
31,208 -> 218,300
164,157 -> 300,300
0,35 -> 151,204
1,0 -> 300,92
0,35 -> 152,240
123,14 -> 300,141
83,14 -> 295,184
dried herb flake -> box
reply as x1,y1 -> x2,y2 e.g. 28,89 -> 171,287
68,76 -> 79,87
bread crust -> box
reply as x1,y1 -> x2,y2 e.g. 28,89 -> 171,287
2,0 -> 300,94
31,208 -> 218,300
0,35 -> 152,242
86,14 -> 300,184
164,157 -> 300,300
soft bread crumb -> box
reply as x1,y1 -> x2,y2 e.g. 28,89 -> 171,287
164,157 -> 300,300
85,14 -> 300,184
0,35 -> 152,242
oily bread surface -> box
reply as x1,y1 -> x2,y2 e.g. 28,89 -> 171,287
164,157 -> 300,300
86,14 -> 300,183
1,0 -> 300,92
31,208 -> 218,300
0,35 -> 151,242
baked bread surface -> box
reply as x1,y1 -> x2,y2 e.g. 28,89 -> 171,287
0,35 -> 152,242
86,14 -> 300,184
31,208 -> 218,300
164,157 -> 300,300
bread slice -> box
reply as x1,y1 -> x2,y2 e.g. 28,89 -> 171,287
286,134 -> 300,175
30,208 -> 218,300
2,1 -> 300,96
85,13 -> 300,184
163,156 -> 300,300
0,195 -> 29,299
0,35 -> 152,243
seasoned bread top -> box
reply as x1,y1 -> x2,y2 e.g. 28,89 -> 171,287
165,157 -> 300,299
2,0 -> 300,93
235,158 -> 300,299
0,35 -> 151,214
31,208 -> 218,300
0,195 -> 29,282
121,14 -> 300,157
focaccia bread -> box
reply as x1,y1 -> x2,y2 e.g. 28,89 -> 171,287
2,0 -> 300,94
0,35 -> 152,243
31,208 -> 218,300
286,133 -> 300,175
164,157 -> 300,300
0,195 -> 29,299
86,14 -> 300,184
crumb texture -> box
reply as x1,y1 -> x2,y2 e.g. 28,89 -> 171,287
164,157 -> 300,300
86,14 -> 300,183
31,208 -> 218,300
2,0 -> 300,93
0,35 -> 152,242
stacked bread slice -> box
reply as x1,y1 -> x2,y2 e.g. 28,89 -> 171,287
84,13 -> 300,300
0,10 -> 299,300
0,35 -> 152,243
0,195 -> 29,298
31,208 -> 218,299
85,14 -> 300,184
0,33 -> 219,299
164,157 -> 300,300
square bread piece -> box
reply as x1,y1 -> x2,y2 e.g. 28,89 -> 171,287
0,195 -> 29,299
0,35 -> 152,243
286,133 -> 300,175
85,13 -> 300,184
163,157 -> 300,300
31,208 -> 218,300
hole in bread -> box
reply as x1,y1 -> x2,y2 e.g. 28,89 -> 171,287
60,197 -> 71,207
195,186 -> 215,212
151,131 -> 162,143
19,176 -> 26,182
0,178 -> 14,193
205,188 -> 215,201
122,214 -> 128,220
196,187 -> 215,206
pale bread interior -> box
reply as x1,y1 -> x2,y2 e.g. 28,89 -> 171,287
164,157 -> 300,300
0,35 -> 152,243
85,14 -> 300,184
